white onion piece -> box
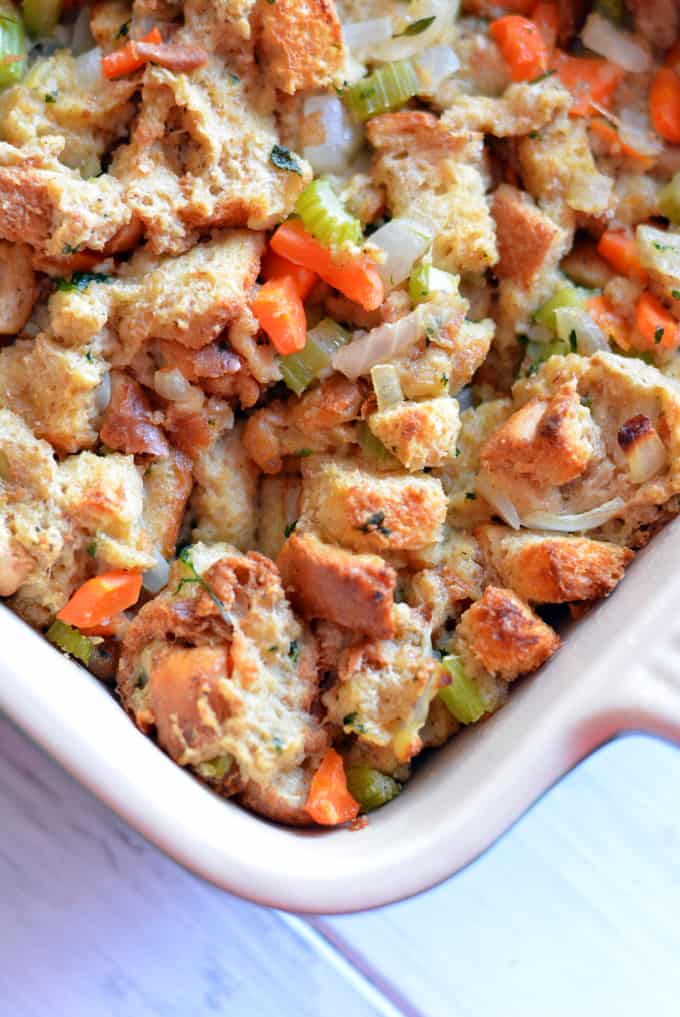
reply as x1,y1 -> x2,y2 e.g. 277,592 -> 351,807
94,372 -> 111,414
71,6 -> 95,56
520,497 -> 625,532
371,363 -> 403,410
456,386 -> 474,411
143,555 -> 170,594
333,302 -> 454,379
371,0 -> 457,62
369,217 -> 432,288
554,307 -> 609,355
619,109 -> 663,157
413,45 -> 460,94
343,17 -> 393,51
303,94 -> 362,174
475,472 -> 520,529
623,429 -> 667,484
581,13 -> 651,73
154,368 -> 204,412
74,47 -> 103,90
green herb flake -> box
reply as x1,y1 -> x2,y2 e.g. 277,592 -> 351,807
343,712 -> 357,726
672,290 -> 680,300
116,21 -> 130,38
294,448 -> 313,457
62,243 -> 81,255
272,735 -> 284,754
56,272 -> 112,294
455,447 -> 461,457
358,510 -> 391,536
581,396 -> 593,408
86,541 -> 97,558
44,91 -> 58,103
271,144 -> 303,175
440,372 -> 449,387
176,547 -> 232,625
530,70 -> 556,84
398,15 -> 435,35
136,670 -> 149,690
284,519 -> 298,538
288,639 -> 300,663
569,329 -> 578,353
465,492 -> 476,501
655,326 -> 665,344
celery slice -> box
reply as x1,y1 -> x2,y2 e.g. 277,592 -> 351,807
295,179 -> 362,249
344,59 -> 419,122
658,174 -> 680,226
0,2 -> 26,87
439,655 -> 487,725
345,764 -> 401,813
279,318 -> 348,395
22,0 -> 61,36
533,285 -> 590,333
409,262 -> 459,305
47,618 -> 93,666
195,755 -> 233,781
356,421 -> 396,462
371,363 -> 403,411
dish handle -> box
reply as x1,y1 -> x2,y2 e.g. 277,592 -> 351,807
604,636 -> 680,748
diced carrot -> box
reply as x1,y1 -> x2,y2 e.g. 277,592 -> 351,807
271,220 -> 384,311
57,572 -> 143,629
531,2 -> 559,51
586,295 -> 631,351
80,613 -> 127,638
304,748 -> 360,826
597,230 -> 649,284
251,276 -> 307,355
101,26 -> 163,79
489,15 -> 549,82
553,50 -> 625,117
588,117 -> 654,168
635,292 -> 680,350
260,248 -> 318,300
649,68 -> 680,145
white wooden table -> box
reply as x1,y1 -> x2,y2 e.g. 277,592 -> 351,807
3,712 -> 680,1017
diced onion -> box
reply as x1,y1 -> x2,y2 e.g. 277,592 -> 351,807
618,109 -> 663,157
475,472 -> 520,529
74,47 -> 103,90
333,301 -> 452,379
456,386 -> 474,412
413,45 -> 459,94
520,497 -> 625,532
154,368 -> 204,412
581,13 -> 651,73
554,307 -> 609,355
302,95 -> 362,174
623,430 -> 667,484
343,17 -> 393,51
369,217 -> 432,288
371,363 -> 403,411
94,372 -> 111,413
371,0 -> 458,63
143,554 -> 170,594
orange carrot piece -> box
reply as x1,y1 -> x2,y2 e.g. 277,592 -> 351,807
271,220 -> 384,311
531,2 -> 559,51
304,748 -> 360,826
101,26 -> 162,79
57,572 -> 143,629
251,276 -> 307,355
635,292 -> 680,350
597,230 -> 648,284
80,614 -> 127,638
586,295 -> 631,351
553,50 -> 625,117
489,15 -> 549,82
649,68 -> 680,145
261,248 -> 318,300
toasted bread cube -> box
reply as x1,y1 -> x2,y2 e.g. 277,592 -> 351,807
0,241 -> 37,335
278,531 -> 396,638
481,380 -> 593,487
369,397 -> 461,472
476,524 -> 633,603
191,426 -> 260,551
493,184 -> 562,290
441,81 -> 569,138
455,586 -> 560,682
255,0 -> 344,94
143,449 -> 193,561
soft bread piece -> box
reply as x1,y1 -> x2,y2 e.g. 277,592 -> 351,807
254,0 -> 344,94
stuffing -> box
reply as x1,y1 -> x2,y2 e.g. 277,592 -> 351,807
142,449 -> 194,560
322,604 -> 440,761
257,474 -> 301,561
0,241 -> 37,334
299,457 -> 448,552
47,278 -> 113,350
368,396 -> 461,472
408,530 -> 486,631
367,111 -> 498,274
454,586 -> 560,682
90,2 -> 134,48
0,335 -> 107,453
191,425 -> 260,550
100,372 -> 170,457
441,80 -> 570,138
493,185 -> 563,291
111,59 -> 311,254
392,314 -> 494,402
636,225 -> 680,305
443,398 -> 514,528
254,0 -> 344,95
117,543 -> 327,823
278,530 -> 397,638
476,524 -> 633,603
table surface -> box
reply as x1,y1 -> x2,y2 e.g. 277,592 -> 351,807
3,712 -> 680,1017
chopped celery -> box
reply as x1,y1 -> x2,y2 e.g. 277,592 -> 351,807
438,655 -> 486,725
658,174 -> 680,225
409,262 -> 459,305
22,0 -> 61,36
345,764 -> 401,813
195,755 -> 233,781
279,318 -> 348,395
371,363 -> 403,411
0,2 -> 26,87
356,421 -> 396,462
594,0 -> 625,23
344,59 -> 419,122
525,338 -> 571,375
47,618 -> 93,666
295,179 -> 362,249
533,285 -> 590,333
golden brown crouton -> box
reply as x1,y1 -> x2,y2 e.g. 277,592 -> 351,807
476,524 -> 633,603
368,396 -> 461,472
481,380 -> 593,488
409,531 -> 486,631
441,81 -> 570,138
191,426 -> 260,550
493,185 -> 562,290
100,373 -> 170,457
254,0 -> 344,94
368,111 -> 497,274
278,531 -> 397,639
143,449 -> 194,560
455,586 -> 560,681
257,474 -> 301,561
300,458 -> 448,552
0,241 -> 36,335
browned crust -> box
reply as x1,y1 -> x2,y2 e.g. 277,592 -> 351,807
367,111 -> 471,158
617,414 -> 653,452
255,0 -> 344,94
100,372 -> 170,457
278,532 -> 397,638
0,167 -> 53,248
342,478 -> 447,552
457,586 -> 560,680
492,184 -> 560,289
143,447 -> 194,560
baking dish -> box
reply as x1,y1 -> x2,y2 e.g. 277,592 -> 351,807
2,516 -> 680,915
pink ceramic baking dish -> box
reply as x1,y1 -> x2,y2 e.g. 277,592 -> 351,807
2,518 -> 680,914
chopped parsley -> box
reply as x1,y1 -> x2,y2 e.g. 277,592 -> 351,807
271,144 -> 303,175
655,326 -> 665,344
56,272 -> 112,293
399,15 -> 435,35
530,70 -> 556,84
62,243 -> 80,255
358,510 -> 391,536
569,329 -> 578,353
294,448 -> 313,457
581,396 -> 593,408
44,91 -> 58,103
441,372 -> 449,387
288,640 -> 300,663
455,447 -> 461,457
284,519 -> 298,538
176,547 -> 232,625
135,670 -> 148,690
116,21 -> 130,38
465,492 -> 476,501
272,735 -> 284,754
672,290 -> 680,300
343,712 -> 357,726
86,541 -> 97,558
